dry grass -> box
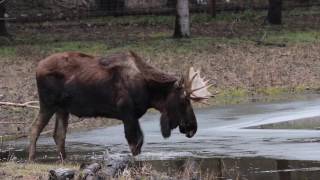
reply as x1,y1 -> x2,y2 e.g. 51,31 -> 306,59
0,161 -> 209,180
116,159 -> 242,180
0,162 -> 79,180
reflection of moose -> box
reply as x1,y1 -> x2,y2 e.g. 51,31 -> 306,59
28,51 -> 212,161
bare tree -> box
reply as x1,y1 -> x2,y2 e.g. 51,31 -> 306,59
267,0 -> 282,24
0,1 -> 8,36
174,0 -> 190,38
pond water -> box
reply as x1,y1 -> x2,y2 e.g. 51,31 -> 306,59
4,95 -> 320,179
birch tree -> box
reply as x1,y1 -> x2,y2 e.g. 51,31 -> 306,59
174,0 -> 190,38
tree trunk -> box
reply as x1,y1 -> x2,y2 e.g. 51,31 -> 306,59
173,0 -> 190,38
267,0 -> 282,25
0,3 -> 8,36
207,0 -> 216,17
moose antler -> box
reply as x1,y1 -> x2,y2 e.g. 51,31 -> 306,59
184,67 -> 213,103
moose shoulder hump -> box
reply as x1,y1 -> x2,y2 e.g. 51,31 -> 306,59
129,51 -> 177,86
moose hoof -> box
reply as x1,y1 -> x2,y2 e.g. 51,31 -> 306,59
129,145 -> 141,156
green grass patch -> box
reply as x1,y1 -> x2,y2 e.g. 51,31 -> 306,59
286,6 -> 320,17
102,36 -> 218,55
0,41 -> 110,58
1,29 -> 318,59
0,47 -> 17,58
0,135 -> 21,142
256,86 -> 312,96
42,41 -> 110,54
3,30 -> 315,59
84,10 -> 263,27
251,117 -> 320,130
264,30 -> 320,44
209,86 -> 314,106
64,6 -> 320,26
0,162 -> 78,178
190,10 -> 264,24
212,88 -> 249,105
86,15 -> 175,26
256,87 -> 288,96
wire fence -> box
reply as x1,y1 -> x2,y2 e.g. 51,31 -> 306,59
1,0 -> 320,22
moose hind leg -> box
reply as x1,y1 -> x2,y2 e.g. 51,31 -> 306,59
29,109 -> 54,161
53,111 -> 69,160
123,118 -> 144,156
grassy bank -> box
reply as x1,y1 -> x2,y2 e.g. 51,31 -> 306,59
0,162 -> 79,180
0,161 -> 200,180
1,159 -> 236,180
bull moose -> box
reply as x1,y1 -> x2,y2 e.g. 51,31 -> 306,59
29,51 -> 212,161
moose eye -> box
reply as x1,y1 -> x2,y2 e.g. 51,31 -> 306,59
180,94 -> 188,103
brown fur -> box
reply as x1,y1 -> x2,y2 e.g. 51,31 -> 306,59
29,51 -> 197,161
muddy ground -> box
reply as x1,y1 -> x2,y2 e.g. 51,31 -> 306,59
0,8 -> 320,139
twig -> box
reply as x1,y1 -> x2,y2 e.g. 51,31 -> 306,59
0,122 -> 26,124
229,17 -> 240,35
39,118 -> 87,136
255,31 -> 286,47
0,101 -> 39,109
0,136 -> 3,152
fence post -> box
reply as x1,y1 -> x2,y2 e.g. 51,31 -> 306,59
208,0 -> 216,17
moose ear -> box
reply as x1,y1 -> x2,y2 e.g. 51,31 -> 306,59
160,112 -> 171,138
147,77 -> 177,89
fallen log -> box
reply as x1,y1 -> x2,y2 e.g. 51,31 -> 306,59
76,155 -> 131,179
78,163 -> 101,180
103,154 -> 131,177
49,168 -> 76,180
0,150 -> 9,161
49,154 -> 132,179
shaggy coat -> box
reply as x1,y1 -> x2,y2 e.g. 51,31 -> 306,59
29,51 -> 197,161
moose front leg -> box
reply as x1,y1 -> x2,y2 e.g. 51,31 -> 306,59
123,118 -> 144,156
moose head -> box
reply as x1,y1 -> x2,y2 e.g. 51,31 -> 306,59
159,67 -> 213,138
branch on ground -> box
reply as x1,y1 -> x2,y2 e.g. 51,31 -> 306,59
0,101 -> 39,109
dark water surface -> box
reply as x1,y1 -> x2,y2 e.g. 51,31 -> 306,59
4,96 -> 320,179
